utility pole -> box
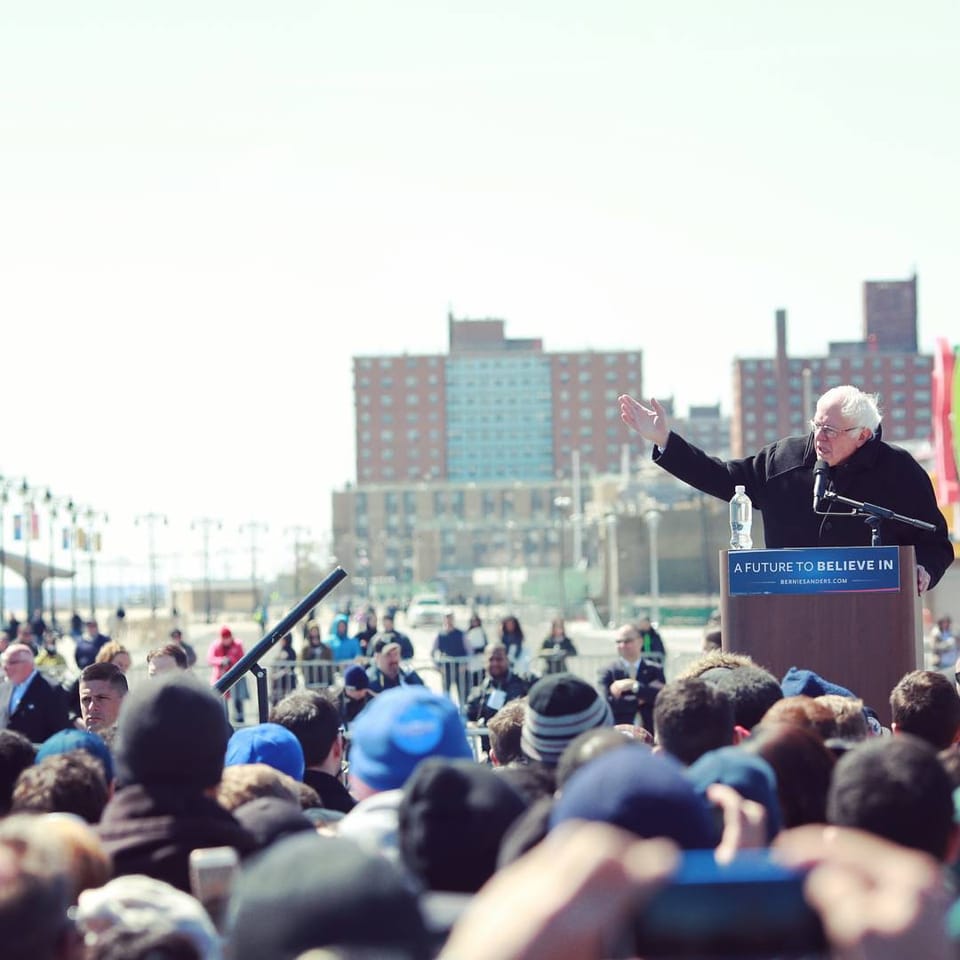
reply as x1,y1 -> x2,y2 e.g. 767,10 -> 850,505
240,521 -> 268,612
192,517 -> 222,623
0,479 -> 10,619
135,513 -> 169,617
43,490 -> 66,628
66,501 -> 80,615
84,509 -> 108,621
20,480 -> 33,619
284,525 -> 311,601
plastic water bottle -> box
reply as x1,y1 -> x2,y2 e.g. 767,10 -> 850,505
729,485 -> 753,550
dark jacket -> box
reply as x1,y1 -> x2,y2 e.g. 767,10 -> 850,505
365,664 -> 425,694
5,671 -> 68,744
537,635 -> 578,674
433,627 -> 468,659
74,633 -> 109,670
465,671 -> 533,724
303,768 -> 357,814
98,783 -> 257,892
599,658 -> 666,732
654,427 -> 954,588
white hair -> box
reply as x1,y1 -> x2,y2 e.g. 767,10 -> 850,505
818,385 -> 882,434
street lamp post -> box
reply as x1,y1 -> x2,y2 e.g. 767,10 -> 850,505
0,480 -> 9,620
192,517 -> 222,624
66,501 -> 80,616
43,490 -> 64,629
84,509 -> 108,621
605,513 -> 620,627
284,525 -> 310,601
240,521 -> 268,613
20,480 -> 33,620
135,513 -> 169,618
553,495 -> 572,616
643,505 -> 662,626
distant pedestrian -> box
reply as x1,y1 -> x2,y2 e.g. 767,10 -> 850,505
207,626 -> 247,724
432,611 -> 468,695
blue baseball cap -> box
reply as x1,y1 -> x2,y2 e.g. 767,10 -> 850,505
349,686 -> 473,792
36,728 -> 115,783
225,723 -> 306,782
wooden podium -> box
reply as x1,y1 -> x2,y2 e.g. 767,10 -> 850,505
719,546 -> 923,726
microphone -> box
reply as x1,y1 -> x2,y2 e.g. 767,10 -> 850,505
813,459 -> 830,511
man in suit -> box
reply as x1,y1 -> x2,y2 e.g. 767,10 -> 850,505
0,643 -> 68,744
598,623 -> 665,734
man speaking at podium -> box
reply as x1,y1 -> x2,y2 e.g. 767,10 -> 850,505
619,385 -> 952,594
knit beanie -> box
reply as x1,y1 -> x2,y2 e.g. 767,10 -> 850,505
521,672 -> 613,765
399,758 -> 528,893
343,664 -> 370,690
780,666 -> 856,700
114,674 -> 231,789
226,833 -> 429,960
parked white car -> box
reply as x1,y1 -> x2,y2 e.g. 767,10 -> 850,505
406,593 -> 446,629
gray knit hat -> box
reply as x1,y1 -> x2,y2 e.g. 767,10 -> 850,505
521,673 -> 613,766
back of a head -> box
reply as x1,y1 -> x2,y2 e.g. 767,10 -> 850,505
0,814 -> 72,960
12,751 -> 109,823
76,873 -> 221,960
890,669 -> 960,750
828,735 -> 955,860
555,727 -> 641,789
705,665 -> 783,731
399,758 -> 528,893
675,650 -> 756,681
760,695 -> 837,741
653,677 -> 734,765
815,694 -> 869,741
226,833 -> 429,960
742,723 -> 835,828
115,674 -> 231,790
486,699 -> 526,766
0,729 -> 37,814
349,686 -> 473,793
269,690 -> 340,767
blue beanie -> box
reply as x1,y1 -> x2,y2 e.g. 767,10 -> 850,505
226,723 -> 306,782
349,686 -> 473,792
780,666 -> 856,700
550,745 -> 721,850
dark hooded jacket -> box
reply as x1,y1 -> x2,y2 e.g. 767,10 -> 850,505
653,426 -> 953,588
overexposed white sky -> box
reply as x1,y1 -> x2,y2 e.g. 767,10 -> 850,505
1,1 -> 957,585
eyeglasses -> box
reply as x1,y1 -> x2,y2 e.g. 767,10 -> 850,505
616,636 -> 639,644
810,420 -> 862,441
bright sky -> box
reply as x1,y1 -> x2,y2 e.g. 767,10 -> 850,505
1,1 -> 957,586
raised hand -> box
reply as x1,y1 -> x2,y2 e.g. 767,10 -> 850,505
618,395 -> 670,448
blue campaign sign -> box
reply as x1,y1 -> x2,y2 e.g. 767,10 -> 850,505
727,547 -> 901,597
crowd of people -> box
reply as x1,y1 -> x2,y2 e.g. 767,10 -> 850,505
0,597 -> 960,958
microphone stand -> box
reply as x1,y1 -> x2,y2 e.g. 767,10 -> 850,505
817,491 -> 936,547
215,566 -> 349,722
